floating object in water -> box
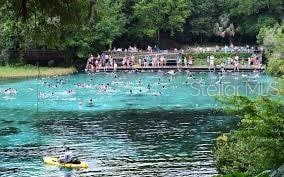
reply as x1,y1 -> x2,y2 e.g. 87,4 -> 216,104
4,88 -> 17,95
167,70 -> 176,75
43,157 -> 88,169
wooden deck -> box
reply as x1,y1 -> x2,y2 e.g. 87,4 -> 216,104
92,65 -> 265,72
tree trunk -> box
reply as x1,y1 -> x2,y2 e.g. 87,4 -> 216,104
109,42 -> 112,50
229,36 -> 233,46
88,0 -> 96,23
157,30 -> 160,43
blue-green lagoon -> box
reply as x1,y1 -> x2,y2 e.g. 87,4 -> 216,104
0,72 -> 278,176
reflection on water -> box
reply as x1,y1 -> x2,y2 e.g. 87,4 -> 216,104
0,109 -> 238,177
0,72 -> 275,176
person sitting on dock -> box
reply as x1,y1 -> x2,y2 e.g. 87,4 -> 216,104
59,147 -> 74,163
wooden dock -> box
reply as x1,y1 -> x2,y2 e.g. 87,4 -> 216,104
93,65 -> 265,73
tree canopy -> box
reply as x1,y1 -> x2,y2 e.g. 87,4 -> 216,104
0,0 -> 283,60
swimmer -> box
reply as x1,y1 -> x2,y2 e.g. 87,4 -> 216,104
4,88 -> 17,95
67,90 -> 74,94
167,70 -> 175,75
252,73 -> 260,78
130,90 -> 133,94
215,79 -> 222,85
154,92 -> 161,96
88,99 -> 94,107
187,75 -> 192,79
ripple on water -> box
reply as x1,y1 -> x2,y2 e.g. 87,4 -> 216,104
0,127 -> 21,136
0,72 -> 264,176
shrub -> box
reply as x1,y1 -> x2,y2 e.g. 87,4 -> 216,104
214,96 -> 284,176
267,58 -> 284,77
183,52 -> 252,65
48,60 -> 55,67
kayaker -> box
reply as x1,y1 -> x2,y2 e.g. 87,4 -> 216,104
59,147 -> 74,163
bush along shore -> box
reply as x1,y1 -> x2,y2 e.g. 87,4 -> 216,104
0,66 -> 77,79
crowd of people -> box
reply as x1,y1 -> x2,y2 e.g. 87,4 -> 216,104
85,45 -> 262,73
85,53 -> 118,72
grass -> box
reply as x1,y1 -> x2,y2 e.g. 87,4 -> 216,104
0,65 -> 77,79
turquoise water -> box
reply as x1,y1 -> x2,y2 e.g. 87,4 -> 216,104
0,71 -> 279,176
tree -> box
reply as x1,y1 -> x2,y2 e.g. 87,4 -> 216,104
213,14 -> 240,45
214,96 -> 284,176
62,0 -> 127,58
227,0 -> 283,37
133,0 -> 192,41
257,24 -> 284,77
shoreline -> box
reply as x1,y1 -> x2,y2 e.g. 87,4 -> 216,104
0,66 -> 77,79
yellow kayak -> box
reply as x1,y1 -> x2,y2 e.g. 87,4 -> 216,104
43,156 -> 88,169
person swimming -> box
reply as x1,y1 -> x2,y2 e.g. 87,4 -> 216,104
4,88 -> 17,95
167,70 -> 175,75
88,99 -> 94,107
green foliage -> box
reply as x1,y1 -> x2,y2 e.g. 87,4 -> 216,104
214,96 -> 284,176
133,0 -> 192,39
183,52 -> 251,65
62,0 -> 128,58
0,0 -> 128,60
258,24 -> 284,77
0,0 -> 282,63
5,0 -> 82,24
266,58 -> 284,77
228,0 -> 283,36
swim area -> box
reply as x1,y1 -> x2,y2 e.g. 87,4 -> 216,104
0,71 -> 279,177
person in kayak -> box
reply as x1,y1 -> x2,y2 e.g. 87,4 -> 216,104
59,147 -> 74,163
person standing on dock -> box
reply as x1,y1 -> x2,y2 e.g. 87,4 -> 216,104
113,61 -> 117,71
208,55 -> 215,71
177,53 -> 182,68
160,55 -> 165,66
234,59 -> 240,72
143,56 -> 148,67
188,54 -> 193,66
183,55 -> 187,67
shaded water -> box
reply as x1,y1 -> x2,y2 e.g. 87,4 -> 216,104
0,72 -> 278,176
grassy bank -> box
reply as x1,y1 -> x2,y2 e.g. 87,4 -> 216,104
0,66 -> 77,79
